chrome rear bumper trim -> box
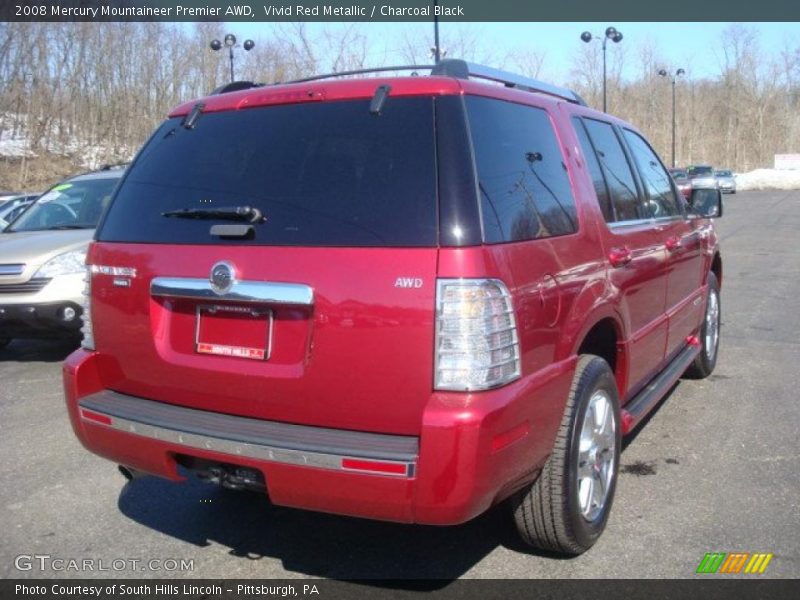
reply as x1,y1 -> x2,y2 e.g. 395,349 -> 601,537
79,391 -> 416,477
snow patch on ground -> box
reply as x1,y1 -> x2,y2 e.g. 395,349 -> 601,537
0,113 -> 133,169
736,169 -> 800,191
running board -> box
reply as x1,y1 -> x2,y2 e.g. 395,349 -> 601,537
621,344 -> 700,434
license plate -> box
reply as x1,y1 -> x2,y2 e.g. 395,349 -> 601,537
195,304 -> 272,360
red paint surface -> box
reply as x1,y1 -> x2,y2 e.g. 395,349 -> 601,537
64,74 -> 721,525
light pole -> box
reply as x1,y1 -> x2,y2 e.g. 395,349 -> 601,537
659,68 -> 686,168
210,34 -> 255,83
580,26 -> 623,113
432,0 -> 441,64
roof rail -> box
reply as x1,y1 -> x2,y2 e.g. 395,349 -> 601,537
432,59 -> 586,106
99,162 -> 129,171
282,64 -> 434,85
270,59 -> 586,106
211,81 -> 265,95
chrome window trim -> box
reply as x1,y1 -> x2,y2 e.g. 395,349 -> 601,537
607,215 -> 685,231
151,277 -> 314,306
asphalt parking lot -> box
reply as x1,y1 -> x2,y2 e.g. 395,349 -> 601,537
1,190 -> 798,580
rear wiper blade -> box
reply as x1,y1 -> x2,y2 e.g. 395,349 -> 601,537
161,206 -> 264,223
45,224 -> 93,230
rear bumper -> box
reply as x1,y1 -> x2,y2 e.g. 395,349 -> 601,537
64,349 -> 574,525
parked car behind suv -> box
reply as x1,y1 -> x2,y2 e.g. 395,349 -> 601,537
0,167 -> 124,348
668,168 -> 692,200
64,60 -> 722,555
688,164 -> 718,189
714,169 -> 736,194
0,193 -> 39,228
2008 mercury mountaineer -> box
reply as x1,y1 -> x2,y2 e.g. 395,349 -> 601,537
63,60 -> 723,554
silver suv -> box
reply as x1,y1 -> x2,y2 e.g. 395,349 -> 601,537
0,167 -> 124,349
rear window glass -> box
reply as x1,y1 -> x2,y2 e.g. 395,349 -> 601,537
572,117 -> 614,222
98,98 -> 437,246
582,119 -> 642,222
465,96 -> 577,244
688,166 -> 713,177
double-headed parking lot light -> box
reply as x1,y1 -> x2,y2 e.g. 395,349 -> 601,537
580,26 -> 624,112
210,34 -> 255,83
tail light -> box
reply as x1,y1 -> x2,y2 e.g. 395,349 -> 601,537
80,265 -> 94,350
434,279 -> 521,391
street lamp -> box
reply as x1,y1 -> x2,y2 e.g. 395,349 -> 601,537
658,68 -> 686,168
580,26 -> 623,113
210,34 -> 255,83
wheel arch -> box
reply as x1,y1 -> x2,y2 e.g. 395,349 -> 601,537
568,311 -> 628,396
710,252 -> 722,288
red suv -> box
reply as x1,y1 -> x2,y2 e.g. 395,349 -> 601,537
64,60 -> 722,555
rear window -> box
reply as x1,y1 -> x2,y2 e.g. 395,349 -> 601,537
98,98 -> 437,246
688,166 -> 713,177
465,96 -> 577,244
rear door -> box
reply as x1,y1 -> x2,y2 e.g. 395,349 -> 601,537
621,129 -> 705,360
90,97 -> 440,436
573,117 -> 668,394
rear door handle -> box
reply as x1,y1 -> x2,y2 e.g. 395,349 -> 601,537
608,246 -> 633,268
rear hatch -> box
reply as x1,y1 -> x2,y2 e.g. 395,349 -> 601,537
90,95 -> 441,435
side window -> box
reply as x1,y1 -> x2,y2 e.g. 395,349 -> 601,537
583,118 -> 642,222
623,129 -> 682,219
465,96 -> 578,243
572,117 -> 614,222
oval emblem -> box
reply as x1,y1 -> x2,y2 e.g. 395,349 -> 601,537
210,261 -> 235,295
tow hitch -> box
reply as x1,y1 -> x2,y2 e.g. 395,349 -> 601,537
176,456 -> 266,492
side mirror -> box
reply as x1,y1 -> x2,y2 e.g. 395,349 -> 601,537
689,187 -> 722,218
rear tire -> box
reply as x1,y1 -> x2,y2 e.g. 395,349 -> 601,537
0,338 -> 10,350
511,355 -> 621,555
684,273 -> 720,379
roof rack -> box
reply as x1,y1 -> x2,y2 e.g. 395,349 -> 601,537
431,59 -> 586,106
273,59 -> 585,106
99,162 -> 129,171
282,64 -> 434,85
211,81 -> 265,95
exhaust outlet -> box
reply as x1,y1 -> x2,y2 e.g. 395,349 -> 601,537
118,465 -> 144,481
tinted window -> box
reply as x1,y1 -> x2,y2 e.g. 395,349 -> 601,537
623,129 -> 682,218
99,98 -> 437,246
583,119 -> 642,222
688,166 -> 713,178
465,96 -> 577,243
9,176 -> 120,232
572,117 -> 614,222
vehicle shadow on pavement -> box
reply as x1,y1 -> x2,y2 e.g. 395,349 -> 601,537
115,381 -> 684,582
118,475 -> 512,582
0,339 -> 78,362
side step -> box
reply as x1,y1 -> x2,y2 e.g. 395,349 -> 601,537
621,344 -> 700,434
